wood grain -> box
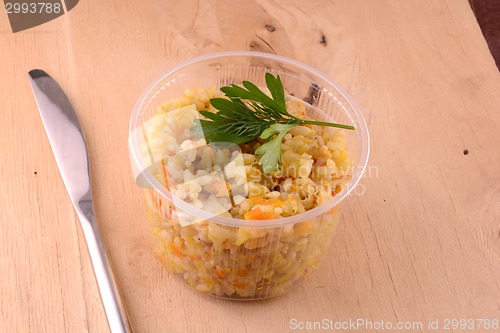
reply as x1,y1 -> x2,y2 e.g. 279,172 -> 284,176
1,0 -> 499,332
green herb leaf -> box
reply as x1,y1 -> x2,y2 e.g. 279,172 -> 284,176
260,123 -> 296,139
265,73 -> 286,113
256,123 -> 298,173
190,73 -> 355,173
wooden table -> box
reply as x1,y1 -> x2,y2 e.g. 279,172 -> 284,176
1,0 -> 499,332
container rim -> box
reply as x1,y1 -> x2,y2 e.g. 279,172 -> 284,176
129,51 -> 370,227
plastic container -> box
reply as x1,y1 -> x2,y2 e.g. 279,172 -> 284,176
129,51 -> 369,300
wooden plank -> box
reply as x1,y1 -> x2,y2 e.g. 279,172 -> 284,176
0,0 -> 498,332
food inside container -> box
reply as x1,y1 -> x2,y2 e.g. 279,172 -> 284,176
129,52 -> 369,300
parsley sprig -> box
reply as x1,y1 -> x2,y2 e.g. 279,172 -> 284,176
191,73 -> 355,173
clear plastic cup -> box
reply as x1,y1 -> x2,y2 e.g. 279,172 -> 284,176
129,51 -> 369,300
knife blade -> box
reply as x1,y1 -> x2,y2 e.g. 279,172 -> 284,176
28,69 -> 132,333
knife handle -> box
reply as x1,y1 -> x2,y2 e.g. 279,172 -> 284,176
77,210 -> 133,333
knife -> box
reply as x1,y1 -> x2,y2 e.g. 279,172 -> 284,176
28,69 -> 132,333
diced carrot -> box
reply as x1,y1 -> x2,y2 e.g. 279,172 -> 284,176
213,269 -> 225,278
232,280 -> 247,289
149,189 -> 164,209
247,196 -> 265,204
332,185 -> 342,196
160,159 -> 170,190
248,196 -> 282,206
170,245 -> 185,259
244,207 -> 276,220
148,189 -> 156,208
236,268 -> 249,277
